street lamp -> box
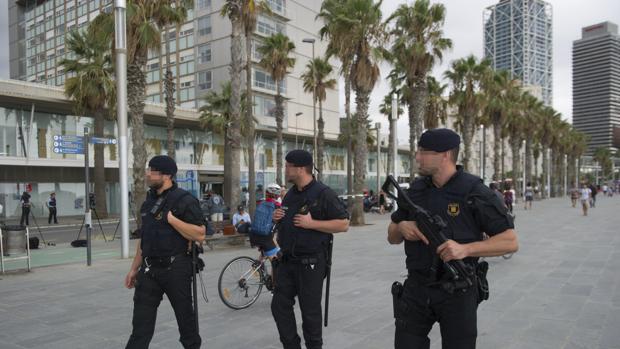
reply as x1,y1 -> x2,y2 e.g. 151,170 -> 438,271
294,112 -> 303,148
302,38 -> 317,161
115,0 -> 130,259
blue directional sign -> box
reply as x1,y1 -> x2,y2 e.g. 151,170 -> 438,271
90,137 -> 117,145
53,135 -> 85,154
186,170 -> 194,179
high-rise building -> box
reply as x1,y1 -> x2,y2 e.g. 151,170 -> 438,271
572,21 -> 620,154
483,0 -> 553,106
8,0 -> 340,138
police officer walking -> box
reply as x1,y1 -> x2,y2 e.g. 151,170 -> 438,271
387,129 -> 518,349
124,155 -> 206,349
271,149 -> 349,349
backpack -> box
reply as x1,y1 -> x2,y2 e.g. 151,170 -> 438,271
251,201 -> 277,236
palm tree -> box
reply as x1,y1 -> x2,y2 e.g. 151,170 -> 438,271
333,0 -> 384,225
91,1 -> 166,224
521,93 -> 544,187
386,0 -> 452,179
566,130 -> 588,188
379,92 -> 403,175
154,0 -> 193,159
60,27 -> 116,219
444,55 -> 491,172
483,69 -> 519,181
220,0 -> 245,212
318,0 -> 357,207
424,76 -> 448,129
593,147 -> 614,180
257,33 -> 296,185
240,0 -> 269,215
301,57 -> 337,181
537,106 -> 559,198
200,82 -> 252,204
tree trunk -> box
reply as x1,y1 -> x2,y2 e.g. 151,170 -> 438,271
245,32 -> 256,216
525,139 -> 532,186
388,117 -> 395,175
510,139 -> 521,200
407,102 -> 416,180
227,19 -> 243,212
128,60 -> 148,227
493,120 -> 502,181
541,145 -> 548,199
164,26 -> 176,158
275,91 -> 284,186
223,127 -> 232,206
501,138 -> 505,180
93,109 -> 108,218
351,90 -> 370,226
461,113 -> 475,172
317,98 -> 325,182
409,79 -> 428,179
345,71 -> 353,212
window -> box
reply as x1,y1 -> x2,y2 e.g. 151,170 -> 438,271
198,70 -> 212,90
252,39 -> 263,61
197,15 -> 211,36
197,0 -> 211,9
179,61 -> 194,76
256,14 -> 285,36
198,43 -> 211,64
180,88 -> 195,102
253,69 -> 285,93
253,95 -> 280,118
266,0 -> 285,14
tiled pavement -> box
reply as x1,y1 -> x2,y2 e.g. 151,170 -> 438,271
1,195 -> 619,349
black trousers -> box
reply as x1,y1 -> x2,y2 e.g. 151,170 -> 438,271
271,254 -> 326,349
48,207 -> 57,224
20,207 -> 30,226
126,256 -> 201,349
394,277 -> 478,349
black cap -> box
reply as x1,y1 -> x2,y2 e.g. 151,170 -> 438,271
418,128 -> 461,152
148,155 -> 177,176
237,205 -> 244,211
285,149 -> 313,167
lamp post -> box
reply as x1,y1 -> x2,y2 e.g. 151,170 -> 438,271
302,38 -> 316,161
375,122 -> 381,194
391,93 -> 399,211
115,0 -> 129,259
294,112 -> 303,148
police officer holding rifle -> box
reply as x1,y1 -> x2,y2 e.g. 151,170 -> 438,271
386,129 -> 518,349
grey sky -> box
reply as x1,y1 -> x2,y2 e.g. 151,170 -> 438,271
0,0 -> 618,143
363,0 -> 620,144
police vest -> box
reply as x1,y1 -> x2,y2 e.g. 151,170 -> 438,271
278,180 -> 330,256
140,185 -> 191,257
404,170 -> 483,271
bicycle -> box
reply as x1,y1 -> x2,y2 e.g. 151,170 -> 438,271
218,254 -> 274,310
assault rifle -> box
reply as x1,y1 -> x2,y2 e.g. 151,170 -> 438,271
382,175 -> 474,290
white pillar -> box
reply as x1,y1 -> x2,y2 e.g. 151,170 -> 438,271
115,0 -> 130,259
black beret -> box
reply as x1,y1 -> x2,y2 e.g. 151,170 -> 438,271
418,128 -> 461,152
148,155 -> 177,176
285,149 -> 313,167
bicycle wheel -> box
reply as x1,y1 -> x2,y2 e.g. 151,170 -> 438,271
218,256 -> 264,310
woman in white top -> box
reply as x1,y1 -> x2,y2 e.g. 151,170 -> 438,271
579,184 -> 591,216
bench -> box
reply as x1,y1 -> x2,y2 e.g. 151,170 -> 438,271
203,233 -> 248,250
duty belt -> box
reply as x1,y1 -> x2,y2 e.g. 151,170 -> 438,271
280,253 -> 321,265
143,253 -> 188,269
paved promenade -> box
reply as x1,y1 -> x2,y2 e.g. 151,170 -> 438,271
1,195 -> 619,349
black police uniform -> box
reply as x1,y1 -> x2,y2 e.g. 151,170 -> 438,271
391,166 -> 514,349
126,182 -> 204,349
271,178 -> 348,349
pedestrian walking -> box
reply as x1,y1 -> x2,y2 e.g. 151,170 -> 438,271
19,191 -> 31,226
387,128 -> 518,349
47,192 -> 58,224
589,183 -> 598,208
503,185 -> 514,214
524,182 -> 534,210
580,183 -> 592,216
124,155 -> 205,349
271,149 -> 349,349
570,187 -> 579,208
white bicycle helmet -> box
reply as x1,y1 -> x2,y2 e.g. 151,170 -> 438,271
266,183 -> 282,196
